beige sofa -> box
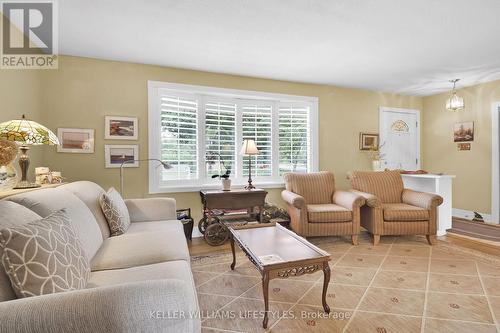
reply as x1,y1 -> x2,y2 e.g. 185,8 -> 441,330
0,181 -> 200,333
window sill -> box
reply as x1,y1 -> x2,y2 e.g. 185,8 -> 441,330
149,181 -> 285,194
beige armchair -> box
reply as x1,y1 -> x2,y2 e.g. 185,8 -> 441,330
281,171 -> 365,245
348,170 -> 443,245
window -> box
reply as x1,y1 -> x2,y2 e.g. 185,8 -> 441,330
148,81 -> 318,193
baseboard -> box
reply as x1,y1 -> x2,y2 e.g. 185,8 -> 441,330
452,208 -> 495,224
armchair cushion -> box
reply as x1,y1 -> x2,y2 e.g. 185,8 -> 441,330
349,170 -> 404,203
307,204 -> 352,223
382,203 -> 429,221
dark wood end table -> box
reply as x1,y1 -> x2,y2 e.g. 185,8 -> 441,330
228,223 -> 331,328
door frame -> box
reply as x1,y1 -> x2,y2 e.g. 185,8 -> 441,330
491,102 -> 500,224
379,107 -> 421,170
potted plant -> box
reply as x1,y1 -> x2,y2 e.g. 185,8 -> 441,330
212,168 -> 231,191
368,142 -> 385,171
206,152 -> 232,191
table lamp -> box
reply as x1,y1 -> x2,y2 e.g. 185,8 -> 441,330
120,158 -> 171,195
0,115 -> 59,189
240,139 -> 260,190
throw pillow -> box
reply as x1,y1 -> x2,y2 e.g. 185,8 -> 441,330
99,187 -> 131,236
0,209 -> 90,298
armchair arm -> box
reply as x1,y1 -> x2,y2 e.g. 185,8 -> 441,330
402,189 -> 443,209
125,198 -> 177,222
333,190 -> 365,210
281,190 -> 306,209
348,190 -> 382,208
0,280 -> 200,333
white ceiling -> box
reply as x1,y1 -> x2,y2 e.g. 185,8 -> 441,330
59,0 -> 500,96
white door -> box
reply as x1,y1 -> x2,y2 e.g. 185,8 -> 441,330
379,107 -> 420,170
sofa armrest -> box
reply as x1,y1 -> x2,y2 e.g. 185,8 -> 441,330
0,280 -> 200,333
125,198 -> 177,222
333,190 -> 365,210
348,190 -> 382,208
402,189 -> 443,209
281,190 -> 306,209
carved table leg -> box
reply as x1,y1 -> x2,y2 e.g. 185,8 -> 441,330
230,235 -> 236,270
322,262 -> 331,313
262,271 -> 270,329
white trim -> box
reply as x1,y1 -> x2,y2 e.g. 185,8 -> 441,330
379,106 -> 421,169
491,102 -> 500,224
147,81 -> 318,103
452,208 -> 493,224
147,81 -> 319,194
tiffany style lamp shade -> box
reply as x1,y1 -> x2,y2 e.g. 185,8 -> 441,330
0,115 -> 59,189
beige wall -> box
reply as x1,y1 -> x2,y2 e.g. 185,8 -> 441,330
2,55 -> 422,221
0,70 -> 46,178
422,79 -> 500,214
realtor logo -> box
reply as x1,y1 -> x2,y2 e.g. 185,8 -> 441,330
1,0 -> 58,69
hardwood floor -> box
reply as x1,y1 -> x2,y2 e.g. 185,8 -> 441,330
188,236 -> 231,256
448,217 -> 500,242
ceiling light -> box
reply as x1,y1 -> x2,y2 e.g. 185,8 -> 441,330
446,79 -> 465,111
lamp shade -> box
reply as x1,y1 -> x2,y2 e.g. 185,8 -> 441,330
0,116 -> 59,145
240,139 -> 259,155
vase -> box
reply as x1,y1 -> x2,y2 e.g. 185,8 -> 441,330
0,163 -> 18,191
372,160 -> 384,171
221,178 -> 231,191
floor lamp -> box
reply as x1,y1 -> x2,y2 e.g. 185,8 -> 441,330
240,139 -> 260,190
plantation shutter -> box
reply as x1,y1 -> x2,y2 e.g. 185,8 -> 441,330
241,104 -> 273,176
278,104 -> 310,175
205,101 -> 237,178
159,94 -> 198,180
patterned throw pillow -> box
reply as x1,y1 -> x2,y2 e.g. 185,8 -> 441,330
0,209 -> 90,298
99,187 -> 131,236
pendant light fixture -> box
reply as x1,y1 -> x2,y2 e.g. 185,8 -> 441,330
446,79 -> 465,111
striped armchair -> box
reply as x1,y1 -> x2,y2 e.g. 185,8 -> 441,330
281,171 -> 365,245
348,170 -> 443,245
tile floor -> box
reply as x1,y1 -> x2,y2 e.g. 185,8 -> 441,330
191,233 -> 500,333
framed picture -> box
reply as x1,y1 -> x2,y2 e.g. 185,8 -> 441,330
359,133 -> 379,150
57,128 -> 95,153
105,144 -> 139,168
453,121 -> 474,142
104,116 -> 138,140
457,143 -> 471,151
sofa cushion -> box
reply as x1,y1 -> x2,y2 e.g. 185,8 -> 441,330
0,201 -> 42,302
0,209 -> 90,298
60,181 -> 110,239
307,204 -> 352,222
88,260 -> 193,288
99,188 -> 130,236
382,203 -> 429,221
284,171 -> 335,204
6,188 -> 103,259
349,170 -> 404,203
90,220 -> 189,271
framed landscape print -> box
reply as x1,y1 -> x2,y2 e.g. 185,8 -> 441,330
453,121 -> 474,142
57,128 -> 95,153
104,116 -> 138,140
104,144 -> 139,168
359,133 -> 379,150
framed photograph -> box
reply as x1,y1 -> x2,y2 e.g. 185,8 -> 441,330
57,128 -> 95,153
457,143 -> 471,151
104,116 -> 138,140
453,121 -> 474,142
105,144 -> 139,168
359,133 -> 379,150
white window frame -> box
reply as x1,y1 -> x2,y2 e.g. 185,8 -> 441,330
148,81 -> 319,193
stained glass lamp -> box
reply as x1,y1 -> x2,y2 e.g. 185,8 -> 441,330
0,115 -> 59,189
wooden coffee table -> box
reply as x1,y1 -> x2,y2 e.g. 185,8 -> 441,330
228,223 -> 331,329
